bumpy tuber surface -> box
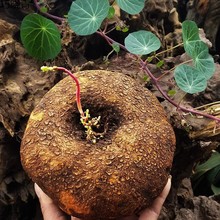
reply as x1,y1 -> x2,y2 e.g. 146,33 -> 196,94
20,70 -> 176,219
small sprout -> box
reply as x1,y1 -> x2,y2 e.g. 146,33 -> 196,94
156,60 -> 165,68
107,6 -> 115,19
167,89 -> 176,97
40,6 -> 48,13
41,66 -> 57,72
147,56 -> 153,62
41,66 -> 104,143
80,109 -> 103,143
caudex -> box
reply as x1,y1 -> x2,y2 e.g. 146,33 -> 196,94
41,66 -> 103,143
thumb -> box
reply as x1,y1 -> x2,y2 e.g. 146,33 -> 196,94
139,176 -> 171,220
35,183 -> 68,220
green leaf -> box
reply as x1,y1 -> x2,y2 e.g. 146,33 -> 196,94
40,6 -> 48,13
206,164 -> 220,184
196,54 -> 215,79
125,30 -> 161,55
192,152 -> 220,182
107,6 -> 115,19
116,0 -> 145,15
182,23 -> 215,80
156,60 -> 164,68
211,184 -> 220,195
121,26 -> 129,32
174,64 -> 207,94
20,13 -> 61,60
191,41 -> 215,79
147,56 -> 153,62
182,20 -> 200,42
184,39 -> 207,59
167,89 -> 176,96
182,20 -> 200,56
112,42 -> 120,53
68,0 -> 110,36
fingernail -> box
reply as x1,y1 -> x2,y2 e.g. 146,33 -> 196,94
34,183 -> 42,199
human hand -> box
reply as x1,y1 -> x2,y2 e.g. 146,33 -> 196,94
35,177 -> 171,220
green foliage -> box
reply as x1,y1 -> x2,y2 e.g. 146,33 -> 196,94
107,6 -> 115,19
167,89 -> 176,97
68,0 -> 110,36
20,13 -> 61,60
40,6 -> 48,13
192,151 -> 220,195
192,41 -> 215,79
116,25 -> 129,32
156,60 -> 164,68
182,20 -> 200,57
174,20 -> 215,94
116,0 -> 145,15
174,65 -> 207,94
20,3 -> 215,98
124,30 -> 161,55
112,43 -> 120,53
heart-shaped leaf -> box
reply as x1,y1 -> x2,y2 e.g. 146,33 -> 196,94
174,64 -> 207,94
20,13 -> 61,60
68,0 -> 109,36
116,0 -> 145,15
125,30 -> 161,55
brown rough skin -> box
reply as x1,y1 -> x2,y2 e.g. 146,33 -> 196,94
20,70 -> 176,219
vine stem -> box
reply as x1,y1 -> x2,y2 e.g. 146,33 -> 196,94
140,62 -> 220,122
96,31 -> 220,123
33,0 -> 64,23
41,66 -> 84,117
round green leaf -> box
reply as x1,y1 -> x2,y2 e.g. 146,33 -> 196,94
68,0 -> 110,36
174,64 -> 207,94
182,20 -> 200,56
124,30 -> 161,55
20,13 -> 61,60
184,39 -> 208,59
195,53 -> 215,79
192,41 -> 215,79
182,20 -> 200,42
116,0 -> 145,15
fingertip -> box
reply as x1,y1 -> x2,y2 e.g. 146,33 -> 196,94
34,183 -> 41,198
34,183 -> 53,204
139,177 -> 172,220
35,183 -> 68,220
161,176 -> 172,199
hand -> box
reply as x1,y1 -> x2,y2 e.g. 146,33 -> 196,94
35,177 -> 171,220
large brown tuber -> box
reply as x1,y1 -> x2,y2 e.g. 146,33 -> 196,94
20,70 -> 176,219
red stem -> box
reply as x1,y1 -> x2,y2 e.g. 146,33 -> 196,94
33,0 -> 64,23
54,67 -> 84,117
140,62 -> 220,122
96,31 -> 220,123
